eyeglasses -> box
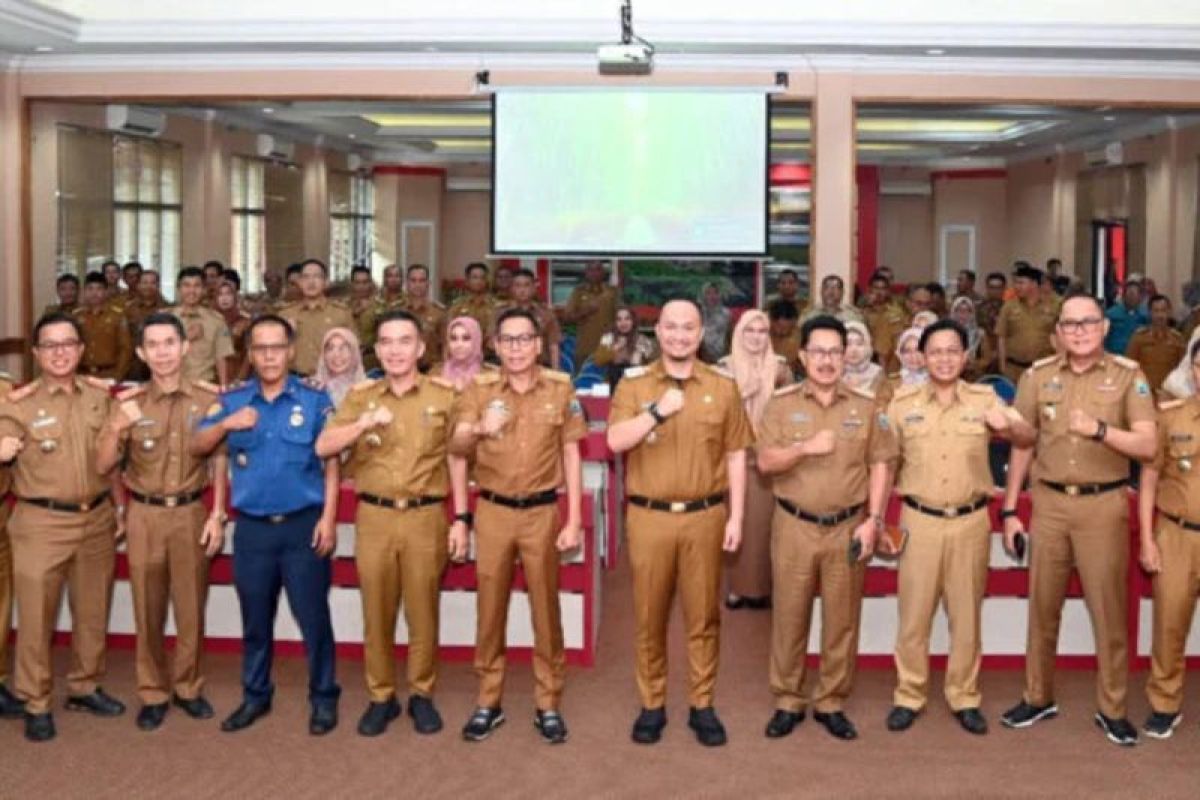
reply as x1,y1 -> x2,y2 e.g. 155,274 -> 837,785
36,339 -> 82,353
805,347 -> 844,361
1057,317 -> 1103,334
497,333 -> 538,348
925,348 -> 965,360
248,343 -> 290,355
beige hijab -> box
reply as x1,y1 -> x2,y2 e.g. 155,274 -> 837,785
728,310 -> 777,430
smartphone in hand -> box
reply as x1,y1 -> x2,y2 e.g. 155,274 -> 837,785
1013,532 -> 1027,562
848,537 -> 863,565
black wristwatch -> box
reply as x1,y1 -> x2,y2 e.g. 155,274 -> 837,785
1092,420 -> 1108,443
647,402 -> 667,426
999,508 -> 1019,521
455,511 -> 474,527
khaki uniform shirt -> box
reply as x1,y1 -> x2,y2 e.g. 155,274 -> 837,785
170,305 -> 235,383
757,381 -> 897,513
800,304 -> 864,326
401,298 -> 448,366
976,298 -> 1004,336
332,375 -> 458,498
610,360 -> 754,501
0,377 -> 11,523
1126,326 -> 1186,396
862,302 -> 908,371
888,381 -> 1003,507
349,297 -> 378,353
996,297 -> 1059,365
564,283 -> 619,362
1014,353 -> 1157,485
42,302 -> 78,319
770,329 -> 802,375
74,305 -> 132,380
1152,396 -> 1200,521
458,368 -> 587,495
108,379 -> 219,497
278,298 -> 356,376
0,378 -> 112,502
123,294 -> 169,333
447,294 -> 499,340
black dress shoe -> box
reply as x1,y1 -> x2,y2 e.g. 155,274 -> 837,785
724,594 -> 747,610
0,683 -> 24,719
886,706 -> 919,732
744,596 -> 773,610
813,710 -> 858,741
220,701 -> 271,733
65,688 -> 126,717
136,703 -> 168,731
534,709 -> 569,744
357,697 -> 401,737
955,708 -> 988,735
172,694 -> 214,720
24,711 -> 55,743
631,707 -> 667,744
310,704 -> 338,736
765,709 -> 805,739
687,706 -> 728,747
462,706 -> 505,742
408,695 -> 443,734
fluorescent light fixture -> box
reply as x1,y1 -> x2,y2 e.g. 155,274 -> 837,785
434,139 -> 491,150
925,48 -> 946,56
363,113 -> 491,128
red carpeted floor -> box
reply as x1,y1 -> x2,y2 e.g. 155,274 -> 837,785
3,559 -> 1199,799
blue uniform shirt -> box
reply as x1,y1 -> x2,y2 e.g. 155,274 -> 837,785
199,375 -> 332,516
1104,301 -> 1149,355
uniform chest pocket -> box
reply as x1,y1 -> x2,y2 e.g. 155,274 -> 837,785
227,427 -> 259,460
696,409 -> 725,443
280,423 -> 315,462
1088,392 -> 1123,424
1168,433 -> 1198,460
534,404 -> 563,426
838,415 -> 869,441
27,416 -> 64,454
83,403 -> 107,433
130,422 -> 166,462
955,413 -> 988,437
419,408 -> 449,447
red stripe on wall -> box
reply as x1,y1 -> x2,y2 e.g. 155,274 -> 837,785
855,165 -> 879,291
372,165 -> 447,177
930,169 -> 1008,181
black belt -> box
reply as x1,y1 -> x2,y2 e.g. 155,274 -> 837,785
903,495 -> 989,519
1039,479 -> 1127,497
1006,357 -> 1033,368
1163,512 -> 1200,533
357,493 -> 445,511
479,488 -> 558,510
775,498 -> 864,527
129,489 -> 205,508
19,492 -> 110,514
238,505 -> 321,525
628,493 -> 726,514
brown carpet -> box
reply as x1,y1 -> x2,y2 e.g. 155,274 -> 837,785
3,559 -> 1198,800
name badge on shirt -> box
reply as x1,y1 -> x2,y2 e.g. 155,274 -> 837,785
790,412 -> 810,424
290,405 -> 305,427
30,416 -> 57,429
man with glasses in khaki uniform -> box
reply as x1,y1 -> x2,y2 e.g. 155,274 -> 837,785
0,370 -> 20,719
1000,293 -> 1157,747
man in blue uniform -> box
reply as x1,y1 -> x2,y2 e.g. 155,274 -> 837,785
192,314 -> 341,735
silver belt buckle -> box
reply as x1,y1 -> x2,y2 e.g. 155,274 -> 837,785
165,496 -> 178,508
945,506 -> 958,518
1065,484 -> 1080,497
269,514 -> 285,524
669,501 -> 686,513
394,498 -> 409,510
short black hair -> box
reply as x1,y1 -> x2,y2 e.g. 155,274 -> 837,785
1046,258 -> 1062,269
767,298 -> 799,322
959,270 -> 976,283
351,265 -> 372,280
202,260 -> 225,272
221,269 -> 241,290
985,271 -> 1007,286
83,270 -> 106,287
869,271 -> 890,287
494,306 -> 541,335
513,268 -> 536,282
821,275 -> 844,289
101,259 -> 120,270
1059,290 -> 1104,317
56,273 -> 80,287
137,311 -> 186,346
925,282 -> 946,298
406,263 -> 429,278
244,313 -> 295,347
299,258 -> 328,275
33,311 -> 83,343
374,308 -> 421,338
800,315 -> 847,349
1148,294 -> 1171,308
177,266 -> 204,285
778,268 -> 798,280
123,261 -> 143,273
919,318 -> 968,352
286,263 -> 303,278
465,262 -> 489,277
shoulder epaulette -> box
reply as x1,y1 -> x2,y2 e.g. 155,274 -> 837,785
772,383 -> 802,397
481,362 -> 500,372
702,362 -> 734,381
81,376 -> 113,391
712,364 -> 734,379
847,384 -> 876,401
221,380 -> 247,395
6,380 -> 39,402
350,378 -> 379,392
966,383 -> 995,395
116,384 -> 145,401
892,383 -> 922,400
542,369 -> 571,384
192,380 -> 220,395
623,366 -> 648,379
474,371 -> 501,385
429,376 -> 456,391
1032,355 -> 1058,369
329,299 -> 349,310
1110,355 -> 1139,369
1132,326 -> 1150,335
1158,399 -> 1185,412
0,370 -> 12,383
775,354 -> 787,364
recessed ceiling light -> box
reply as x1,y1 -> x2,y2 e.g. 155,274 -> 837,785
34,45 -> 53,52
348,133 -> 357,139
1103,115 -> 1116,122
262,107 -> 275,114
925,48 -> 945,56
1016,141 -> 1027,147
423,46 -> 438,53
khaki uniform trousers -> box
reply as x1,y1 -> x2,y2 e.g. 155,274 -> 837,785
628,503 -> 725,710
893,505 -> 990,712
474,500 -> 563,711
0,506 -> 12,687
1146,518 -> 1200,714
9,502 -> 116,714
1024,486 -> 1129,718
770,511 -> 865,714
126,502 -> 209,705
355,503 -> 447,702
726,462 -> 773,599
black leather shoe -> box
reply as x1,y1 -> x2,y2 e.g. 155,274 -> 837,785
136,703 -> 168,731
172,694 -> 214,720
1000,700 -> 1058,729
0,683 -> 24,719
309,703 -> 338,736
765,709 -> 805,739
408,695 -> 443,734
65,688 -> 126,717
24,711 -> 55,743
687,706 -> 728,747
886,706 -> 919,732
955,708 -> 988,735
534,709 -> 569,744
631,707 -> 667,744
220,701 -> 271,733
744,596 -> 773,610
814,710 -> 858,741
724,594 -> 747,610
357,697 -> 401,737
462,706 -> 505,742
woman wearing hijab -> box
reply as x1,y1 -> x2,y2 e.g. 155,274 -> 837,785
433,315 -> 486,391
888,325 -> 929,395
843,320 -> 887,398
949,295 -> 989,380
592,305 -> 657,389
718,309 -> 791,610
1163,327 -> 1200,400
312,326 -> 366,407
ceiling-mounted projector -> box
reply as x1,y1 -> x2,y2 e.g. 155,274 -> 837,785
598,1 -> 654,75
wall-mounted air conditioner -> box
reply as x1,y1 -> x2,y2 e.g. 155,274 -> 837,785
105,105 -> 166,137
256,134 -> 295,162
